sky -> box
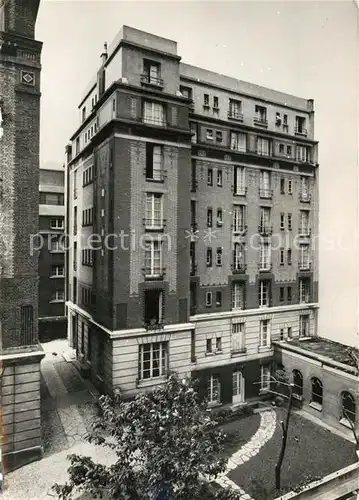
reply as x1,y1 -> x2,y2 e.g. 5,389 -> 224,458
36,0 -> 358,347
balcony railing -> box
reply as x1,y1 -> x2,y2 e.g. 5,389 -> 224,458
234,186 -> 247,196
258,225 -> 273,236
231,347 -> 247,356
299,294 -> 311,304
259,188 -> 273,199
253,116 -> 268,127
295,127 -> 308,136
299,228 -> 311,238
144,169 -> 165,182
142,116 -> 166,127
228,110 -> 243,121
140,74 -> 164,88
299,192 -> 311,203
232,224 -> 247,235
299,261 -> 312,271
143,218 -> 165,231
191,179 -> 198,192
258,262 -> 272,272
143,267 -> 165,281
256,150 -> 271,157
231,263 -> 247,274
144,320 -> 164,331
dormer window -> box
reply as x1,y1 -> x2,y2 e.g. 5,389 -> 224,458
142,60 -> 163,87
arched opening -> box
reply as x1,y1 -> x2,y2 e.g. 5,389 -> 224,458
341,391 -> 356,424
292,369 -> 303,398
310,377 -> 323,409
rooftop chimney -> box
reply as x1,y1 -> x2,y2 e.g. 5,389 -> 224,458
100,42 -> 108,65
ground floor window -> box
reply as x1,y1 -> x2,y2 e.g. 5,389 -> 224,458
260,365 -> 271,390
207,374 -> 221,404
292,369 -> 303,397
310,377 -> 323,409
341,391 -> 356,424
138,342 -> 168,380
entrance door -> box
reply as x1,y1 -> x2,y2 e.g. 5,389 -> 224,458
232,369 -> 245,404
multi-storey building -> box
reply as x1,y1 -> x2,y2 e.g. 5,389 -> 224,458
39,165 -> 66,342
65,26 -> 319,405
0,0 -> 44,470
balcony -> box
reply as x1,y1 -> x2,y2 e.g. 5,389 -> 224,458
298,261 -> 312,271
258,225 -> 273,236
299,227 -> 311,238
231,263 -> 247,274
144,320 -> 164,331
191,179 -> 198,192
140,74 -> 164,88
143,267 -> 166,281
259,188 -> 273,199
253,116 -> 268,127
143,218 -> 165,231
234,186 -> 247,197
190,263 -> 198,276
299,192 -> 311,203
258,262 -> 272,272
232,224 -> 247,235
228,110 -> 243,122
295,127 -> 308,137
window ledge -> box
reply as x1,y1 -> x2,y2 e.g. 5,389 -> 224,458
50,275 -> 65,279
231,349 -> 247,357
50,250 -> 65,254
259,388 -> 270,395
292,394 -> 303,401
215,349 -> 223,354
309,401 -> 322,412
339,418 -> 354,430
137,376 -> 167,388
50,300 -> 65,304
205,352 -> 214,357
258,345 -> 272,352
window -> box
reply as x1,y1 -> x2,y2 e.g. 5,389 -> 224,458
216,336 -> 222,350
279,144 -> 284,154
234,166 -> 246,195
288,179 -> 293,194
233,205 -> 245,232
233,242 -> 245,271
73,206 -> 77,235
275,112 -> 281,125
255,105 -> 267,124
82,106 -> 86,122
21,305 -> 34,345
259,242 -> 271,271
138,342 -> 168,380
296,145 -> 308,163
82,249 -> 94,267
50,237 -> 65,253
205,292 -> 212,307
217,209 -> 223,226
51,265 -> 64,277
206,248 -> 213,267
190,122 -> 197,143
259,280 -> 270,307
204,94 -> 210,107
300,211 -> 309,235
213,96 -> 219,109
283,114 -> 288,126
280,213 -> 285,230
280,178 -> 285,194
260,319 -> 270,347
280,287 -> 284,302
295,116 -> 306,134
39,193 -> 64,205
180,86 -> 192,99
300,245 -> 310,269
207,375 -> 221,404
257,137 -> 270,156
191,160 -> 197,192
288,326 -> 292,338
287,287 -> 292,302
145,193 -> 163,229
280,248 -> 285,265
49,218 -> 64,232
261,365 -> 271,390
82,208 -> 94,226
300,314 -> 310,337
232,282 -> 245,310
217,169 -> 223,186
216,247 -> 222,266
206,129 -> 213,140
300,177 -> 310,199
260,170 -> 271,196
51,290 -> 65,302
293,370 -> 303,397
190,242 -> 196,274
287,213 -> 292,231
206,338 -> 212,353
207,168 -> 213,186
83,165 -> 94,186
144,289 -> 163,326
144,240 -> 162,277
215,292 -> 222,307
207,208 -> 213,227
287,248 -> 292,265
231,322 -> 245,352
143,101 -> 165,126
311,378 -> 323,409
230,132 -> 246,152
146,144 -> 164,181
214,129 -> 222,141
191,330 -> 196,362
299,278 -> 310,303
73,242 -> 77,271
229,99 -> 242,119
259,207 -> 271,234
286,145 -> 292,156
143,59 -> 161,85
341,392 -> 356,424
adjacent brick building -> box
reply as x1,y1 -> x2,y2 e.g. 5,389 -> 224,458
0,0 -> 45,470
38,165 -> 66,342
64,24 -> 323,404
